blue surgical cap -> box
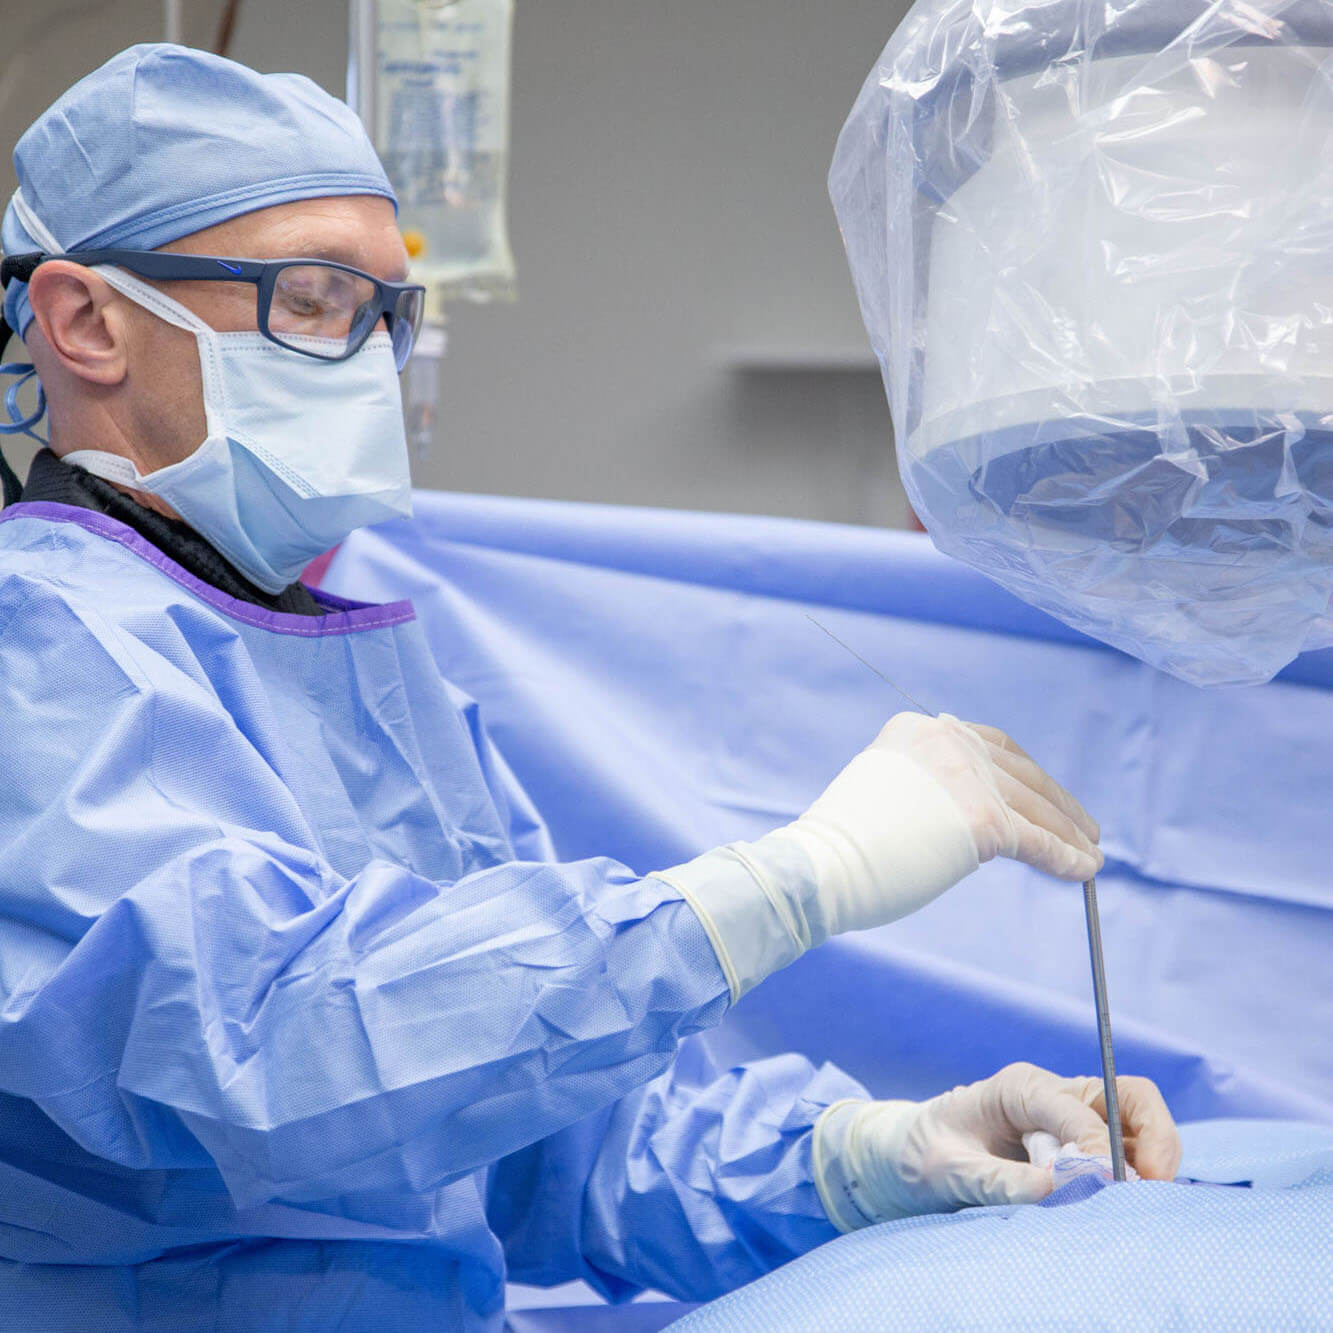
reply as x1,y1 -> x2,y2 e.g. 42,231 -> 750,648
2,44 -> 395,336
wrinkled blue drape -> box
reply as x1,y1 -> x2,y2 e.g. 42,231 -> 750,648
326,491 -> 1333,1127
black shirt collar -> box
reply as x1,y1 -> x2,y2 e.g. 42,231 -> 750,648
19,449 -> 327,617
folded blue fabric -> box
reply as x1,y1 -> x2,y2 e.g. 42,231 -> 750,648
666,1121 -> 1333,1332
328,493 -> 1333,1130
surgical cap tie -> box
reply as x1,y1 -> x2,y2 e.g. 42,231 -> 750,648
0,365 -> 46,442
0,192 -> 59,503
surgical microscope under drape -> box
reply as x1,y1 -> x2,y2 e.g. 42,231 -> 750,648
832,0 -> 1333,687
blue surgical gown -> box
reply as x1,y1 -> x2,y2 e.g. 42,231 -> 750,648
0,502 -> 860,1331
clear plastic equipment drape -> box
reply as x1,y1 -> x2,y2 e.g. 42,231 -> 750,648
831,0 -> 1333,686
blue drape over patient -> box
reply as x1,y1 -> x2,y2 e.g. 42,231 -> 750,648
669,1119 -> 1333,1333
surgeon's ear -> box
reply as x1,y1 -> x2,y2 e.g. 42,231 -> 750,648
25,261 -> 129,386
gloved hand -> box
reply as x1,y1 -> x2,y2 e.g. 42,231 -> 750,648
772,711 -> 1102,934
812,1063 -> 1183,1231
654,712 -> 1102,999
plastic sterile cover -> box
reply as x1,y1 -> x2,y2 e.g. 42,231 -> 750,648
831,0 -> 1333,686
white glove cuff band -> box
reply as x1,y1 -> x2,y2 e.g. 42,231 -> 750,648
813,1099 -> 875,1233
651,839 -> 814,1002
813,1097 -> 921,1232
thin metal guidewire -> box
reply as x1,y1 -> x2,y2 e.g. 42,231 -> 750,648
804,614 -> 936,717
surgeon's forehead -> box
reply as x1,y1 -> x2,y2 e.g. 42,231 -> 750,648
158,195 -> 409,281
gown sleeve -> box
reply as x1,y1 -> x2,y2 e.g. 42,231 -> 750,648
0,576 -> 731,1215
488,1039 -> 867,1302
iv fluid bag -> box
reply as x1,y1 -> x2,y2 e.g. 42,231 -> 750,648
351,0 -> 516,308
831,0 -> 1333,686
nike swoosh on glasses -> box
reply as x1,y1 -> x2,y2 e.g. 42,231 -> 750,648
215,260 -> 243,274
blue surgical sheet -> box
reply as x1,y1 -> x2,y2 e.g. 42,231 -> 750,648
665,1119 -> 1333,1332
325,492 -> 1333,1127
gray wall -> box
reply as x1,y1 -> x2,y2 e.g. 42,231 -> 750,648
1,1 -> 914,527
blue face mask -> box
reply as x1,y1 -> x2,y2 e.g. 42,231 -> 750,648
63,266 -> 413,594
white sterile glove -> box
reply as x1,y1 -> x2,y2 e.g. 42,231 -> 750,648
653,712 -> 1102,1000
812,1063 -> 1182,1231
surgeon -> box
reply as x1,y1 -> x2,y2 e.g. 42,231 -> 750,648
0,45 -> 1179,1332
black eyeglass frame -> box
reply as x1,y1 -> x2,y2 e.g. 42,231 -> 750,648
0,249 -> 427,371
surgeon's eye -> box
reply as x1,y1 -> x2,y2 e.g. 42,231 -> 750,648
283,289 -> 323,317
270,264 -> 375,337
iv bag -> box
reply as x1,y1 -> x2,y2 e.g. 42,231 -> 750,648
350,0 -> 516,310
831,0 -> 1333,687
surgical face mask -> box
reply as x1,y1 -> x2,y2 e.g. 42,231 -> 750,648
64,266 -> 413,594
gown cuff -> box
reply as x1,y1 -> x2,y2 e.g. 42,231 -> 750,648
650,835 -> 818,1002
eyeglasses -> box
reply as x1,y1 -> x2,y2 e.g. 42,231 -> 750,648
0,249 -> 427,371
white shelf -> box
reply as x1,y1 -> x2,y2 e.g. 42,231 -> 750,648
714,344 -> 880,373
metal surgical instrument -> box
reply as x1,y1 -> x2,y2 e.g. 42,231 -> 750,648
806,614 -> 1128,1182
1082,875 -> 1126,1180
